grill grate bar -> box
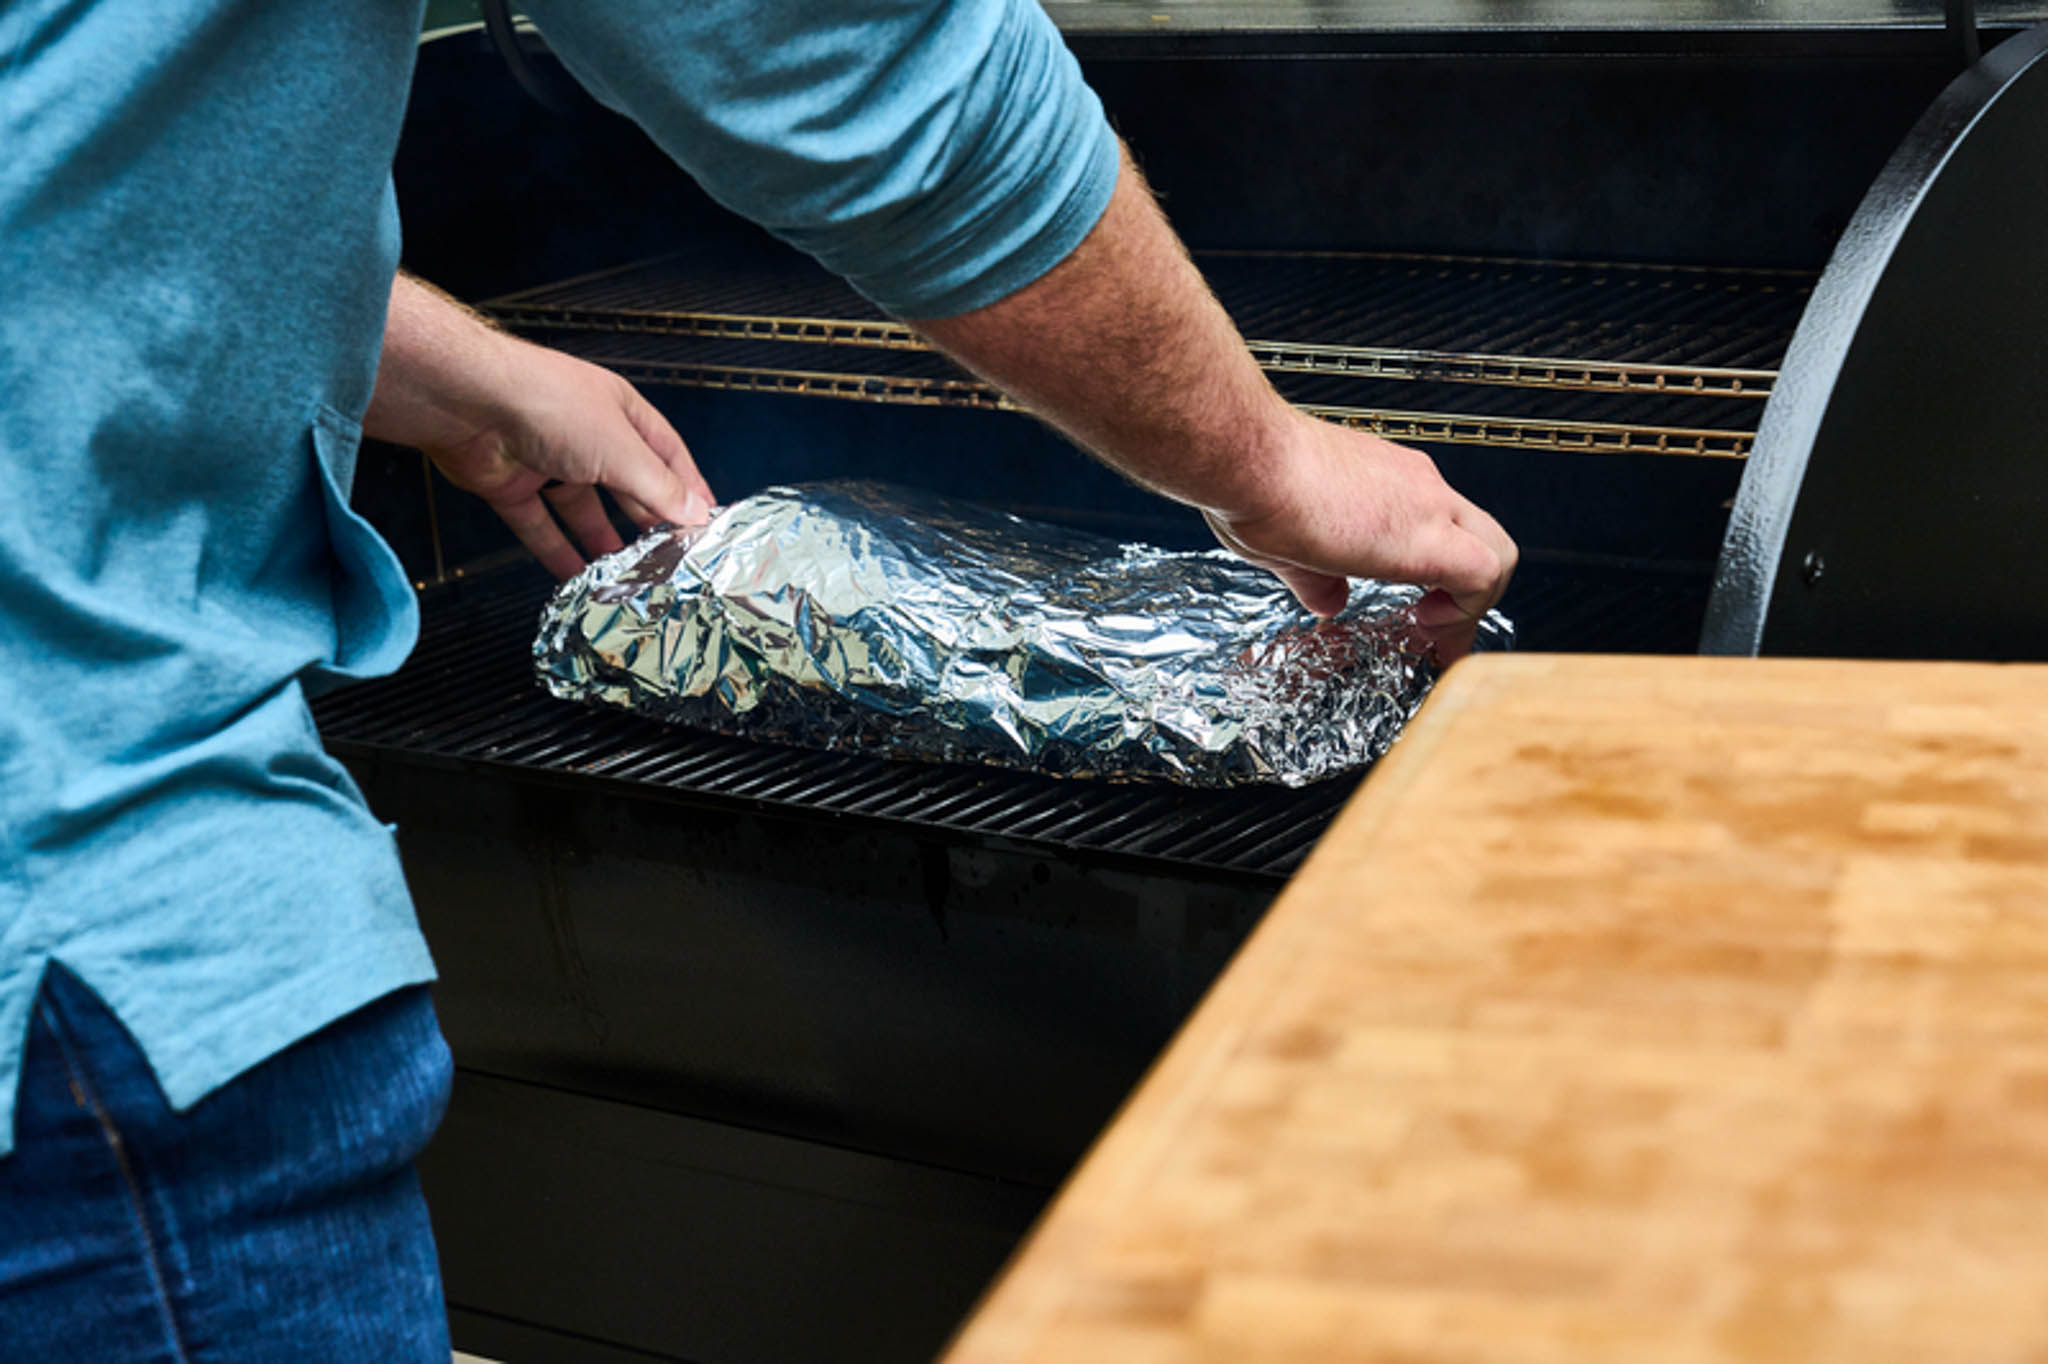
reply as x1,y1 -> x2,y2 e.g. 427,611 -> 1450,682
1220,808 -> 1348,871
487,713 -> 641,767
724,752 -> 885,804
1020,790 -> 1172,846
1129,791 -> 1307,863
603,741 -> 726,787
721,752 -> 867,804
925,783 -> 1067,831
590,742 -> 697,783
802,763 -> 931,813
857,769 -> 1005,823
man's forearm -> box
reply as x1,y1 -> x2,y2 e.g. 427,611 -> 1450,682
914,144 -> 1514,641
364,273 -> 518,454
913,147 -> 1297,523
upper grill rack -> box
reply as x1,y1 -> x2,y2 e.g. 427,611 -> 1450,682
488,247 -> 1811,459
532,328 -> 1761,459
491,247 -> 1809,399
311,555 -> 1705,880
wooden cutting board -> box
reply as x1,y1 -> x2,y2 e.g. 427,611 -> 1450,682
944,653 -> 2048,1363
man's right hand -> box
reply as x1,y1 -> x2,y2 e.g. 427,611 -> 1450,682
1203,412 -> 1517,660
913,143 -> 1516,661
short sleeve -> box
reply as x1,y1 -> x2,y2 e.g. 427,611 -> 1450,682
516,0 -> 1120,318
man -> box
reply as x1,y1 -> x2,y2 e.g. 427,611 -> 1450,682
0,0 -> 1512,1357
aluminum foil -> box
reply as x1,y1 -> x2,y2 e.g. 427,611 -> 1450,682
534,481 -> 1511,787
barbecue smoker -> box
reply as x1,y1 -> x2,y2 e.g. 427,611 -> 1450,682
319,6 -> 2048,1360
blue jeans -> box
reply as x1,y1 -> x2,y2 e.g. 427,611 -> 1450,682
0,967 -> 453,1361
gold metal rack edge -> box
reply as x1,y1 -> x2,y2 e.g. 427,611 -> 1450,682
489,305 -> 1778,401
590,356 -> 1756,458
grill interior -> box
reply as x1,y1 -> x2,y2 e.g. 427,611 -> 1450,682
491,248 -> 1810,457
312,553 -> 1703,881
334,242 -> 1765,879
332,235 -> 1789,881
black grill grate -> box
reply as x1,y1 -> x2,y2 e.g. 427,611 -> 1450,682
312,556 -> 1706,881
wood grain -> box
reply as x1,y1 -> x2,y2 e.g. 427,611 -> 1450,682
944,654 -> 2048,1363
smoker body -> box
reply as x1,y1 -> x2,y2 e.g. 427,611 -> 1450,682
322,9 -> 2048,1360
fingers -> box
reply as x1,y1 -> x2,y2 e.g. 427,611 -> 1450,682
1273,564 -> 1350,618
1206,511 -> 1347,615
490,494 -> 586,580
1413,511 -> 1514,665
1422,613 -> 1480,665
1396,491 -> 1517,627
427,344 -> 717,577
1397,516 -> 1497,614
613,491 -> 655,529
1412,587 -> 1468,629
544,482 -> 625,560
597,454 -> 709,540
1347,433 -> 1514,617
620,386 -> 715,523
1209,424 -> 1515,661
1453,501 -> 1518,610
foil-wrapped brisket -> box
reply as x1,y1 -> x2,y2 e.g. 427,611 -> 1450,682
534,481 -> 1511,787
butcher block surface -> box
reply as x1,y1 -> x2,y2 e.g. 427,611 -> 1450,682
944,653 -> 2048,1363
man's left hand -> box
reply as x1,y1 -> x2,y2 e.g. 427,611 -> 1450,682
366,273 -> 714,578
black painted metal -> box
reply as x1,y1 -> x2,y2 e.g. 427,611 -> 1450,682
1950,0 -> 1986,64
1703,23 -> 2048,658
355,744 -> 1274,1188
478,0 -> 583,116
369,746 -> 1244,1361
397,31 -> 1961,298
422,1076 -> 1045,1364
1052,5 -> 2044,60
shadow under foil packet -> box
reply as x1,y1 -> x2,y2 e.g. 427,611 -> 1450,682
533,481 -> 1512,788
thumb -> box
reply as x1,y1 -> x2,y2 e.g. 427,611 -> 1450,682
1205,510 -> 1349,617
620,386 -> 715,524
1412,588 -> 1469,629
1273,564 -> 1350,618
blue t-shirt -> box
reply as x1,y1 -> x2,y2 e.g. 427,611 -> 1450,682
0,0 -> 1116,1156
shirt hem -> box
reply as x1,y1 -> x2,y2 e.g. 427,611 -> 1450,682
0,935 -> 438,1159
147,938 -> 439,1116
